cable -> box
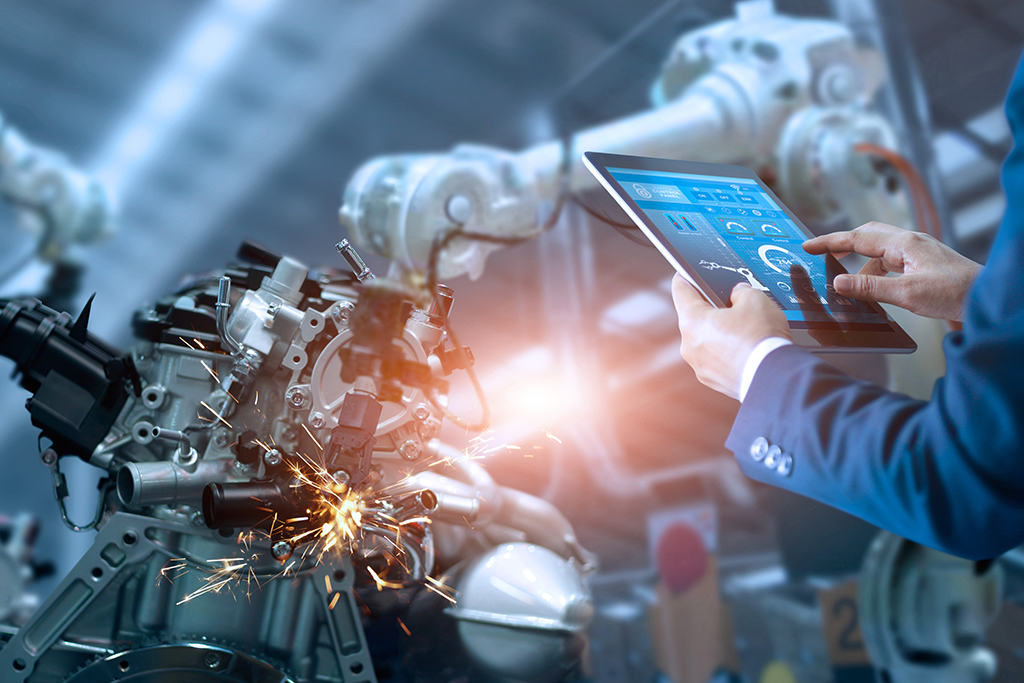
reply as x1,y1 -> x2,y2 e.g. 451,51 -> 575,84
569,193 -> 654,247
420,141 -> 575,432
854,143 -> 942,242
854,143 -> 962,331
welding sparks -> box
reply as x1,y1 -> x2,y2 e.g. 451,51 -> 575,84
199,401 -> 233,428
302,423 -> 324,451
424,575 -> 457,605
157,432 -> 505,613
367,566 -> 404,592
200,361 -> 219,382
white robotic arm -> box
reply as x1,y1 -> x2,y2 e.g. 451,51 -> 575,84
340,0 -> 908,285
0,114 -> 114,263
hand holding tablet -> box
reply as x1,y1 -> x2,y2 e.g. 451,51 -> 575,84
582,152 -> 916,354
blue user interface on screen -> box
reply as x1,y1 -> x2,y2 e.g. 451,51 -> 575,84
607,167 -> 888,328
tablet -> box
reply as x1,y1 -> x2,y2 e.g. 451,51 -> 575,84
582,152 -> 916,353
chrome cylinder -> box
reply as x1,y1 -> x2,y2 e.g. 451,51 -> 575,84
117,459 -> 230,509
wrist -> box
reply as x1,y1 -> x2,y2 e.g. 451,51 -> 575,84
739,337 -> 792,402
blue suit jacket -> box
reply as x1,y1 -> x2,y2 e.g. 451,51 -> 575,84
727,62 -> 1024,561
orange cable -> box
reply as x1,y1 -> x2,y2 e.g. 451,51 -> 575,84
854,143 -> 943,242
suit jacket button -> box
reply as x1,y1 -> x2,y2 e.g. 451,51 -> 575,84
764,445 -> 782,469
750,437 -> 769,461
776,453 -> 793,477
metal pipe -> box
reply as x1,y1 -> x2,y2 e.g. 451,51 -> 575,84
432,492 -> 480,524
335,239 -> 375,281
216,276 -> 241,355
117,459 -> 230,509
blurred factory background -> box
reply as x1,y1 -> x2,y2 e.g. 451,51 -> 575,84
0,0 -> 1022,682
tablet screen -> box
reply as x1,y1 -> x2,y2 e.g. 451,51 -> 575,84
606,166 -> 891,330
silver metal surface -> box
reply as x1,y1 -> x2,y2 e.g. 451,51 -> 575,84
449,542 -> 593,683
859,531 -> 1002,683
0,512 -> 376,683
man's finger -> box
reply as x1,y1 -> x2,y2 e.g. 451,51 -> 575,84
857,257 -> 891,277
803,230 -> 893,259
803,221 -> 909,258
833,273 -> 905,306
671,274 -> 713,315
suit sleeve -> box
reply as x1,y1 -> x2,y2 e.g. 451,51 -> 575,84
728,61 -> 1024,559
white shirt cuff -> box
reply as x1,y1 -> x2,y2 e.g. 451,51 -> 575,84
738,337 -> 793,402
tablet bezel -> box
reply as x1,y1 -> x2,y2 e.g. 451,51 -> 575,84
582,151 -> 917,354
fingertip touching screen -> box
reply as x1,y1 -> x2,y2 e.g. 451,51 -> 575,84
606,166 -> 891,330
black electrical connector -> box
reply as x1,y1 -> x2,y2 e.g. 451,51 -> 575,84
0,297 -> 134,460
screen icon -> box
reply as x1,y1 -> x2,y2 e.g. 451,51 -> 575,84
679,215 -> 699,232
756,221 -> 787,238
717,217 -> 753,235
633,184 -> 652,199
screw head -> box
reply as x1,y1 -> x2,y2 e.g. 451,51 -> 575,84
190,511 -> 205,527
309,412 -> 326,429
264,449 -> 283,467
213,430 -> 230,448
286,387 -> 306,409
272,541 -> 293,561
41,449 -> 57,465
412,404 -> 430,421
399,439 -> 422,461
204,652 -> 220,669
330,302 -> 355,325
417,422 -> 436,440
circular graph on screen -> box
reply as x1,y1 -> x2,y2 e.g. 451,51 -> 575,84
758,244 -> 810,274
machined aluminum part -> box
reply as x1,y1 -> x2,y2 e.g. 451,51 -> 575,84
859,531 -> 1002,683
775,106 -> 910,228
63,643 -> 291,683
447,543 -> 593,683
117,458 -> 235,509
396,446 -> 597,571
306,324 -> 435,439
0,512 -> 376,683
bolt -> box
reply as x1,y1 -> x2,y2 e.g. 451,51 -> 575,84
399,439 -> 422,461
330,302 -> 355,326
191,511 -> 205,527
264,449 -> 283,468
213,430 -> 230,448
309,412 -> 326,429
412,404 -> 430,421
446,194 -> 473,223
204,652 -> 220,669
417,422 -> 435,440
332,470 -> 351,486
286,386 -> 307,409
272,541 -> 293,562
41,449 -> 57,466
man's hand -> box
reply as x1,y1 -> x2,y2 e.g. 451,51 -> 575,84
671,275 -> 791,399
803,221 -> 982,321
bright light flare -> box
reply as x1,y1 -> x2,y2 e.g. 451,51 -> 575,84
494,374 -> 587,428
